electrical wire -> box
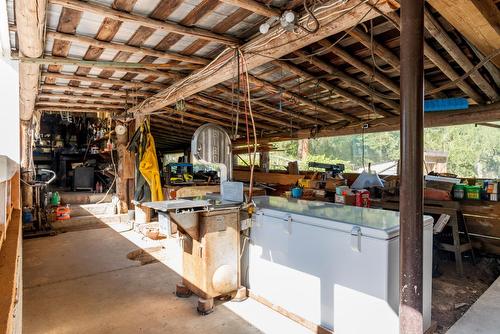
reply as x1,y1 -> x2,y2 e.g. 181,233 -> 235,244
426,48 -> 500,95
299,0 -> 320,34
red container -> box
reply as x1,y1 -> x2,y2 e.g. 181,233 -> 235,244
56,205 -> 71,220
355,190 -> 371,208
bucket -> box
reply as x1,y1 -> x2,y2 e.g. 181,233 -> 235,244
453,184 -> 466,200
56,205 -> 71,220
465,186 -> 481,200
291,187 -> 303,198
51,192 -> 60,206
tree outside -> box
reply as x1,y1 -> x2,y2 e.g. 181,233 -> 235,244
270,123 -> 499,178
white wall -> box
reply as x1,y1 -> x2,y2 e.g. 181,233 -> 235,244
0,58 -> 20,163
0,0 -> 19,163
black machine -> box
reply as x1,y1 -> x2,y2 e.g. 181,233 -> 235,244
22,169 -> 57,238
308,162 -> 345,179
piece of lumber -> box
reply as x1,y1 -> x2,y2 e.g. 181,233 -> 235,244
233,170 -> 303,185
0,209 -> 21,334
36,102 -> 125,109
214,85 -> 319,124
427,0 -> 500,68
15,0 -> 46,58
316,39 -> 400,94
129,0 -> 399,115
40,84 -> 151,98
17,54 -> 200,73
385,11 -> 485,103
219,0 -> 280,18
37,93 -> 127,104
289,102 -> 500,140
41,72 -> 166,91
16,0 -> 46,120
19,63 -> 40,121
45,30 -> 209,65
45,7 -> 82,86
423,8 -> 498,101
277,56 -> 399,115
49,0 -> 239,46
36,107 -> 117,113
247,75 -> 360,122
192,94 -> 300,128
347,27 -> 445,98
185,102 -> 277,131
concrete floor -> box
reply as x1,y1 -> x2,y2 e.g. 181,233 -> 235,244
446,276 -> 500,334
23,221 -> 312,334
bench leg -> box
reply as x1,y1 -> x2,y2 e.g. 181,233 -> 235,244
451,218 -> 463,275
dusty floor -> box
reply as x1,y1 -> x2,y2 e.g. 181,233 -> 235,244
22,222 -> 312,334
432,256 -> 500,333
23,216 -> 499,334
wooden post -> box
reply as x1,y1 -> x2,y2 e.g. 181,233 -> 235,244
116,132 -> 134,213
399,0 -> 425,333
20,120 -> 32,207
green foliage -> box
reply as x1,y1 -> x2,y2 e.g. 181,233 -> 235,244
270,123 -> 499,178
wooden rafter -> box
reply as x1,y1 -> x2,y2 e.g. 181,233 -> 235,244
219,0 -> 280,18
129,0 -> 400,115
427,0 -> 500,68
384,11 -> 484,103
273,60 -> 399,116
49,0 -> 239,45
423,8 -> 498,101
41,72 -> 167,91
45,30 -> 209,65
347,27 -> 445,98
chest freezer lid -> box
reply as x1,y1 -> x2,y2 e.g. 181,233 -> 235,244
253,196 -> 433,240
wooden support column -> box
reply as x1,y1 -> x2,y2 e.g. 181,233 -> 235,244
16,0 -> 46,208
399,0 -> 424,333
19,120 -> 33,207
116,124 -> 134,213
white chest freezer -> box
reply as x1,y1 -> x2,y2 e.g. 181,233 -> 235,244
247,196 -> 433,334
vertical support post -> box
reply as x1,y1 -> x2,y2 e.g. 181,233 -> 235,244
399,0 -> 425,333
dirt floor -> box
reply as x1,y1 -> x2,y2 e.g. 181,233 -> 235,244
432,256 -> 500,333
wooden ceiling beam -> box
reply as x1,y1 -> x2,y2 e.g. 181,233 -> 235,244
427,0 -> 500,68
219,0 -> 280,18
40,84 -> 151,98
41,72 -> 166,91
16,0 -> 46,120
37,93 -> 126,104
273,59 -> 396,117
347,27 -> 445,98
384,11 -> 484,103
129,0 -> 399,115
185,102 -> 277,131
45,30 -> 209,65
36,101 -> 125,109
22,56 -> 180,79
16,53 -> 199,71
248,75 -> 360,122
238,102 -> 500,143
36,107 -> 116,113
423,8 -> 498,101
291,50 -> 401,112
192,94 -> 301,128
213,85 -> 323,125
153,114 -> 201,128
316,39 -> 400,95
49,0 -> 239,46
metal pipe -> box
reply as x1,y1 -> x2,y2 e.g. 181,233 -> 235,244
399,0 -> 425,333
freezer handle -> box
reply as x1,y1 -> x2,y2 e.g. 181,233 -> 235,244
351,226 -> 362,252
